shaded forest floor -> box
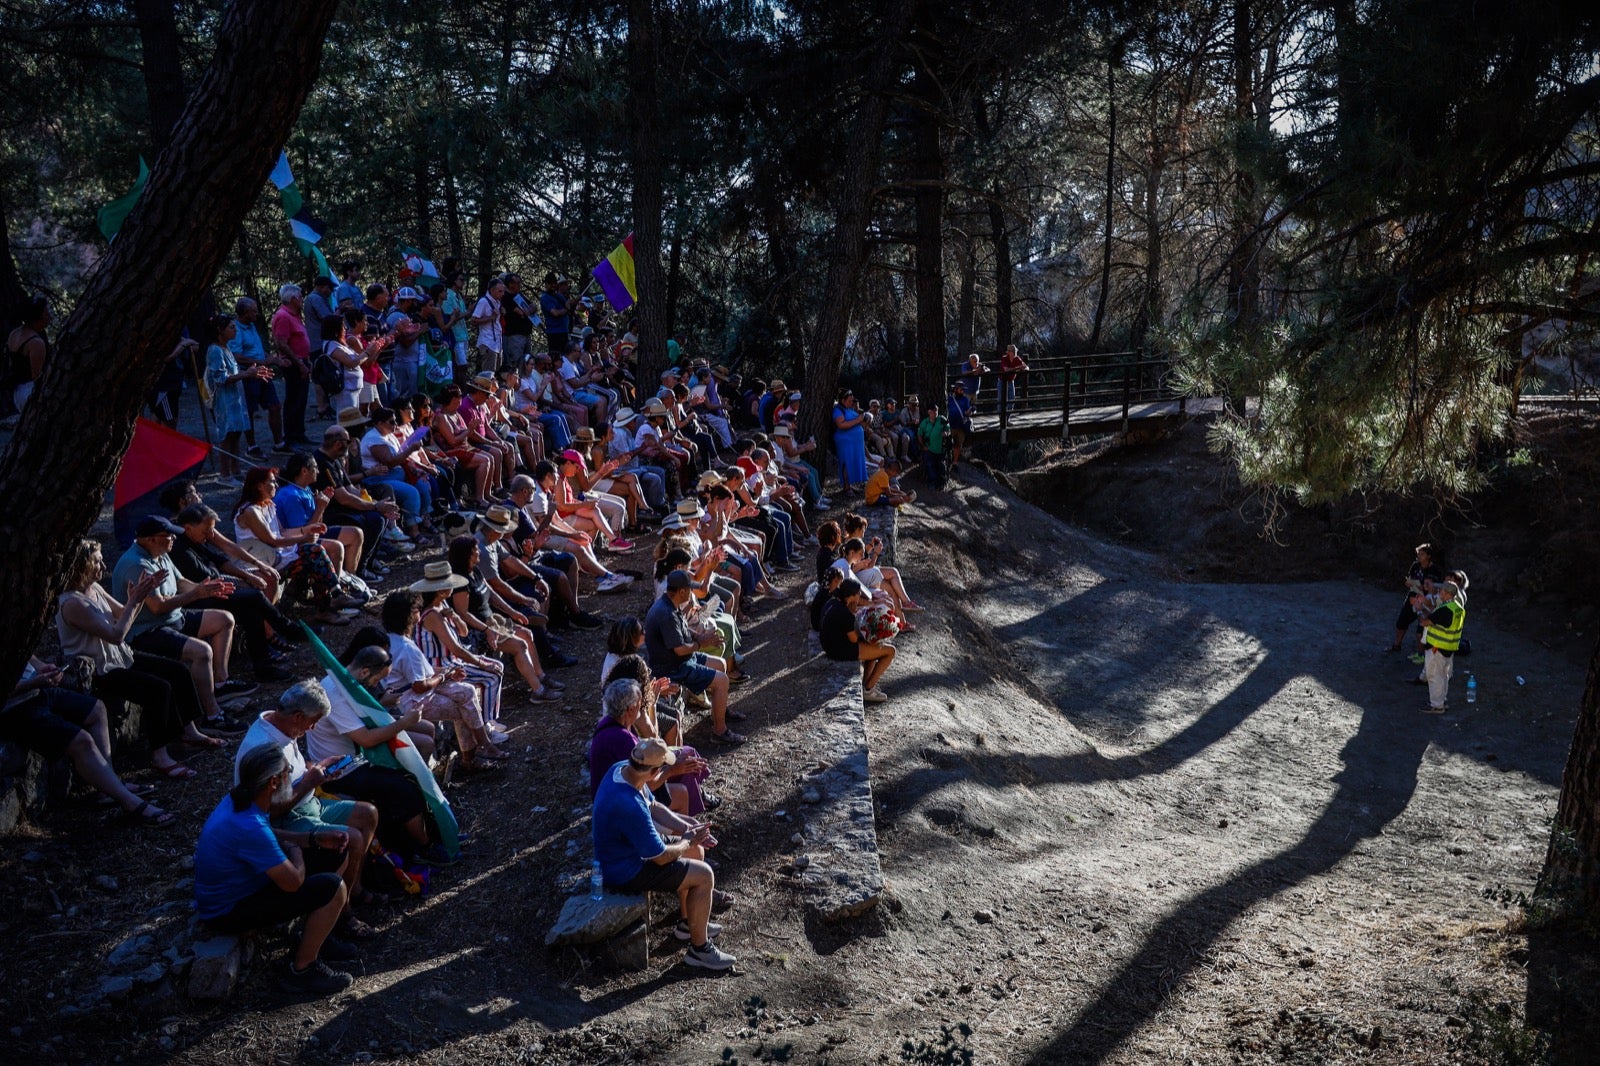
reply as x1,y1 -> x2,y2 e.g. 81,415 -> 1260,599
2,411 -> 1596,1064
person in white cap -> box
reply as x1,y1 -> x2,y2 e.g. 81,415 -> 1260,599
591,735 -> 735,970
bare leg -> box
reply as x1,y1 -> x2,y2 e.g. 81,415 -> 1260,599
676,860 -> 715,945
181,636 -> 223,717
293,878 -> 348,970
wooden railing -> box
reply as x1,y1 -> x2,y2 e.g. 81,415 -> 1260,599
908,350 -> 1185,442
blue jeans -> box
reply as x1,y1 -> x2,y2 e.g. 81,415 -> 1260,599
367,470 -> 424,524
391,356 -> 419,400
537,412 -> 572,451
768,507 -> 795,562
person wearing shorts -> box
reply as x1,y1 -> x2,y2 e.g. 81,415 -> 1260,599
2,658 -> 175,825
196,743 -> 355,995
592,738 -> 735,971
644,571 -> 742,745
234,682 -> 378,942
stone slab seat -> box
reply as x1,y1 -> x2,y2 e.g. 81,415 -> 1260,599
546,891 -> 653,970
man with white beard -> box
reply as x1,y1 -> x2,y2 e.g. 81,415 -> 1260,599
234,682 -> 379,944
194,743 -> 357,995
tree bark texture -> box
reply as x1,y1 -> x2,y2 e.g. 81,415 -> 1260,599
1089,41 -> 1117,352
133,0 -> 188,153
910,27 -> 949,411
1542,637 -> 1600,915
628,0 -> 669,386
801,0 -> 915,451
956,229 -> 976,357
0,0 -> 340,700
989,196 -> 1013,351
0,184 -> 28,326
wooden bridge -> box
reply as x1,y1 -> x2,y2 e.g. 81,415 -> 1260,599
909,350 -> 1202,444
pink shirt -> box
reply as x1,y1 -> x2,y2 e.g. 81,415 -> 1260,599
270,306 -> 309,366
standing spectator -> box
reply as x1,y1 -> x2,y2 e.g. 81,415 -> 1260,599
958,352 -> 985,397
1388,543 -> 1443,653
303,276 -> 337,418
1418,580 -> 1467,713
385,288 -> 427,400
359,285 -> 393,405
333,260 -> 363,310
440,271 -> 471,384
541,275 -> 572,356
502,273 -> 536,371
148,336 -> 199,427
4,294 -> 49,413
831,388 -> 869,495
230,297 -> 286,455
205,314 -> 271,488
271,284 -> 315,447
946,381 -> 972,470
997,344 -> 1028,407
471,277 -> 506,375
917,401 -> 950,489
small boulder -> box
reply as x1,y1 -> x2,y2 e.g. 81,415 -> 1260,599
544,893 -> 649,947
187,937 -> 243,1001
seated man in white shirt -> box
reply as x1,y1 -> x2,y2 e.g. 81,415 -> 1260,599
507,469 -> 631,593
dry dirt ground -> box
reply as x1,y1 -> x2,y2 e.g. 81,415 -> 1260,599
1,459 -> 1589,1065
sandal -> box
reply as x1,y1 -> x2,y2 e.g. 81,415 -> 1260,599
180,733 -> 227,751
125,799 -> 176,828
152,762 -> 197,780
457,756 -> 501,774
709,729 -> 747,746
339,915 -> 379,940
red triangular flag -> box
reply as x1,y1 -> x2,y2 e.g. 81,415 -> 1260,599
113,417 -> 211,508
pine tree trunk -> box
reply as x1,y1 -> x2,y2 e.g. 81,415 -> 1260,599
802,0 -> 915,450
989,196 -> 1013,351
1542,638 -> 1600,914
134,0 -> 187,152
911,34 -> 948,411
628,0 -> 669,386
0,0 -> 339,700
0,185 -> 27,326
956,230 -> 976,357
1089,43 -> 1117,352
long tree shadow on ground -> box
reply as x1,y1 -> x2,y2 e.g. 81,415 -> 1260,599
1024,697 -> 1436,1064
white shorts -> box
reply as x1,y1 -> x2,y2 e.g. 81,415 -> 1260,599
856,566 -> 883,589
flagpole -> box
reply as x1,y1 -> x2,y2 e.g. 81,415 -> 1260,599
186,345 -> 218,474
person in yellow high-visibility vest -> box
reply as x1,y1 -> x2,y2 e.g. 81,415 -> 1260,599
1417,580 -> 1466,713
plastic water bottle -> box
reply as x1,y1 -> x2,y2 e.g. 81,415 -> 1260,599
1466,674 -> 1477,704
590,860 -> 604,901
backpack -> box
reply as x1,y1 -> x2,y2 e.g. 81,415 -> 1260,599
312,342 -> 345,397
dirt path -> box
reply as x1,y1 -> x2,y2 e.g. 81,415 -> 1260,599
2,470 -> 1584,1065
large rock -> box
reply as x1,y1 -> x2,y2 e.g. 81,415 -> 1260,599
544,893 -> 651,947
799,662 -> 887,922
187,937 -> 243,1001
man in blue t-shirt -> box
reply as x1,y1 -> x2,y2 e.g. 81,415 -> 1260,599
539,274 -> 569,355
591,738 -> 735,971
193,743 -> 357,995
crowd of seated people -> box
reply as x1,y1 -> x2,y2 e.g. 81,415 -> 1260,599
13,265 -> 950,992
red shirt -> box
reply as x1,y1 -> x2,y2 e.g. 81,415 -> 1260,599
998,352 -> 1025,381
270,306 -> 309,366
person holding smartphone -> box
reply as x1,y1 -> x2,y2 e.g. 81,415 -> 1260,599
592,737 -> 735,971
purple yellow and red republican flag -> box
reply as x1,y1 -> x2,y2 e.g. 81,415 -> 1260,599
591,234 -> 638,311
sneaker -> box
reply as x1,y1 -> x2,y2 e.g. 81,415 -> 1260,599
815,497 -> 832,509
597,573 -> 632,593
384,526 -> 410,543
607,537 -> 636,552
863,687 -> 888,704
309,934 -> 361,962
214,679 -> 259,699
332,593 -> 366,610
244,445 -> 267,460
684,940 -> 737,972
358,569 -> 386,585
674,919 -> 724,941
776,561 -> 801,573
283,958 -> 354,996
367,559 -> 391,575
272,439 -> 289,452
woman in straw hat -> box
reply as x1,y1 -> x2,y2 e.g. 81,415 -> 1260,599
445,536 -> 562,704
408,561 -> 509,738
379,590 -> 504,772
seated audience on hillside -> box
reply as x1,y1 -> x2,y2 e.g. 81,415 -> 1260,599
591,737 -> 735,971
819,578 -> 896,703
160,479 -> 282,602
645,570 -> 744,745
58,537 -> 221,778
588,673 -> 712,815
195,743 -> 354,995
382,590 -> 504,772
173,505 -> 303,683
274,453 -> 367,584
232,468 -> 355,626
809,567 -> 845,633
408,562 -> 508,737
864,457 -> 916,507
305,645 -> 443,863
445,535 -> 562,703
510,468 -> 633,593
112,515 -> 254,724
814,520 -> 843,584
234,682 -> 378,941
3,654 -> 175,825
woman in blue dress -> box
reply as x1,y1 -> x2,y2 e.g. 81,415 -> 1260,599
204,314 -> 268,488
832,388 -> 869,493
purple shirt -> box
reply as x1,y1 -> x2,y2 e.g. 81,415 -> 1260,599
586,719 -> 638,796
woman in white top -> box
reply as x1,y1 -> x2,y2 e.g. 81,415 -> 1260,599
318,311 -> 368,412
232,467 -> 349,625
56,539 -> 219,777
